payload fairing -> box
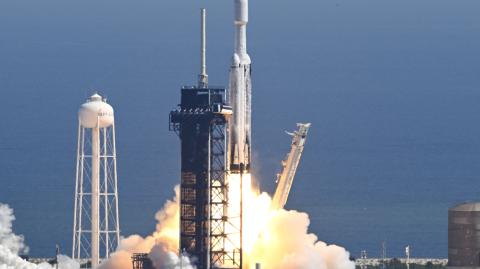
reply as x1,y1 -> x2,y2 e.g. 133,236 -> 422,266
229,0 -> 252,173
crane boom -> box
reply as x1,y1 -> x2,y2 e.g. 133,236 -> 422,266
271,123 -> 311,210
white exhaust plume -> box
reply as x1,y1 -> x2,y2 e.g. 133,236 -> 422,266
0,203 -> 79,269
101,182 -> 353,269
0,183 -> 352,269
240,187 -> 355,269
251,207 -> 355,269
99,186 -> 195,269
0,204 -> 28,255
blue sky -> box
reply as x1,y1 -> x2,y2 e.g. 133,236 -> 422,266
0,0 -> 479,258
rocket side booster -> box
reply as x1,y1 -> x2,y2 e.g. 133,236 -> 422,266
229,0 -> 252,173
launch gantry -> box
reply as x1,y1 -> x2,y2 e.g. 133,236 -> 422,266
170,9 -> 240,269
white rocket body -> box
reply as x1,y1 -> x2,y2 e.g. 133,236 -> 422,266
234,0 -> 250,65
229,0 -> 252,173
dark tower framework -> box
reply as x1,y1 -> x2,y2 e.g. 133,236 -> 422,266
170,86 -> 239,269
169,9 -> 241,269
210,122 -> 242,269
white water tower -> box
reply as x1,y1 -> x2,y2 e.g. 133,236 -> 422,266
72,93 -> 120,268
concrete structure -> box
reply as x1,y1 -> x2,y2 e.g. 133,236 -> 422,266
448,202 -> 480,269
72,93 -> 121,268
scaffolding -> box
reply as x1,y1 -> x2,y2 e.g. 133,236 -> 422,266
170,87 -> 238,269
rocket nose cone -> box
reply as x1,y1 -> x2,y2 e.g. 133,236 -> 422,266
232,54 -> 241,65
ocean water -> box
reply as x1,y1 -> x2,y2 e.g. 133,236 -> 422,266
0,0 -> 479,259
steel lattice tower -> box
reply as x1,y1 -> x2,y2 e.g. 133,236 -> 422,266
72,93 -> 121,269
169,9 -> 240,269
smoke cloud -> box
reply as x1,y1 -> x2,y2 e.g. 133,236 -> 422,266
251,206 -> 355,269
0,185 -> 352,269
0,204 -> 28,255
99,186 -> 195,269
0,203 -> 79,269
101,183 -> 354,269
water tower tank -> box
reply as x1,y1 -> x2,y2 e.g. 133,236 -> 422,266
448,202 -> 480,269
79,93 -> 114,128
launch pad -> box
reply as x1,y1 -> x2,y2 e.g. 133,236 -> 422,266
168,2 -> 309,269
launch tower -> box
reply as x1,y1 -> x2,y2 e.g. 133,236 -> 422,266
170,9 -> 240,269
72,93 -> 121,268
